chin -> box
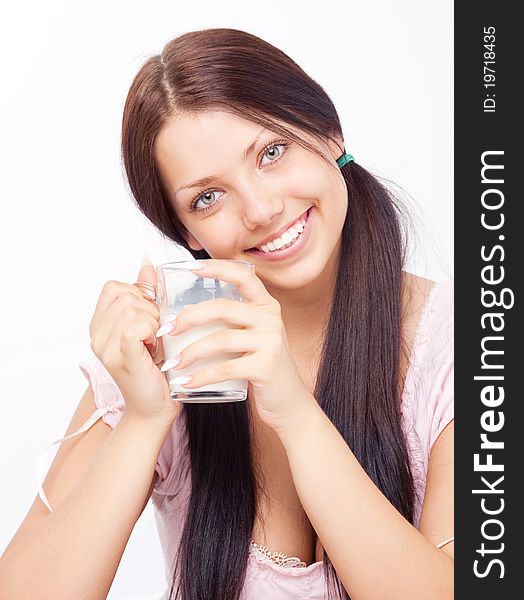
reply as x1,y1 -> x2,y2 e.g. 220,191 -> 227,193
255,256 -> 331,291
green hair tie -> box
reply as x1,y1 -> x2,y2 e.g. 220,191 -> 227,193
336,152 -> 354,169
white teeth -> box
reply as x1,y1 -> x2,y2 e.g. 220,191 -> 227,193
255,210 -> 309,252
259,230 -> 299,252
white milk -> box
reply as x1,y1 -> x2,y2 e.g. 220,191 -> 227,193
159,312 -> 247,398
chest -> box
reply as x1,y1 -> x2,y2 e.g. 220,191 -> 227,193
250,356 -> 324,566
250,292 -> 425,567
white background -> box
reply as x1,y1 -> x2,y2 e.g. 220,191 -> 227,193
0,1 -> 453,598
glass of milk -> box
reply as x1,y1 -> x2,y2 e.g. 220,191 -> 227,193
154,259 -> 254,403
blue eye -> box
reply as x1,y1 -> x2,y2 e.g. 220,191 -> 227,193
188,140 -> 289,214
190,190 -> 224,212
259,142 -> 288,167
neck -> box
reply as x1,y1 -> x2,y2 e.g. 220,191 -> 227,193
264,244 -> 340,348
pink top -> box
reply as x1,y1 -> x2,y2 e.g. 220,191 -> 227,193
39,279 -> 454,599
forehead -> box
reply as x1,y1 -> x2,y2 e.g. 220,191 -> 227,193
155,111 -> 266,178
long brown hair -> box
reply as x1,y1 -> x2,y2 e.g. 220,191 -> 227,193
122,28 -> 415,600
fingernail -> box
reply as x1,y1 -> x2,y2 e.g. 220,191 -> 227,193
156,317 -> 177,337
160,355 -> 182,372
169,375 -> 192,385
141,254 -> 153,268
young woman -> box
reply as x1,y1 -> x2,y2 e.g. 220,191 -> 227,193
0,28 -> 453,599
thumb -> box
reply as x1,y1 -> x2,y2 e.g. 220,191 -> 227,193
137,254 -> 157,285
137,254 -> 160,353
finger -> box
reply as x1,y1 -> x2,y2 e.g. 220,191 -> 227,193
144,337 -> 160,362
134,255 -> 158,301
93,292 -> 159,349
151,332 -> 165,365
106,309 -> 159,367
169,355 -> 254,389
92,257 -> 157,333
190,259 -> 273,306
137,255 -> 158,286
91,280 -> 147,336
92,293 -> 159,352
162,298 -> 274,336
151,318 -> 165,365
164,328 -> 260,371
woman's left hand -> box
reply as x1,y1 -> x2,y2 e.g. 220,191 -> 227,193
159,259 -> 316,434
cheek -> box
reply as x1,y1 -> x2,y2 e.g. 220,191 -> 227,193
285,158 -> 344,205
190,215 -> 242,256
313,162 -> 347,214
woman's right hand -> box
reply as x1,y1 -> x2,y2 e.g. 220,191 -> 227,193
88,259 -> 181,425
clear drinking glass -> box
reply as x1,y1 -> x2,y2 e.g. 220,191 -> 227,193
155,259 -> 254,403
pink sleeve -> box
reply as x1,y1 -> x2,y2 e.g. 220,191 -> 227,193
78,351 -> 125,429
78,350 -> 172,484
428,283 -> 454,454
408,280 -> 454,462
420,281 -> 454,457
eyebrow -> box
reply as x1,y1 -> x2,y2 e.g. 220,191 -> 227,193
173,128 -> 267,196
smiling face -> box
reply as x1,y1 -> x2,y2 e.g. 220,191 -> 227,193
154,110 -> 348,291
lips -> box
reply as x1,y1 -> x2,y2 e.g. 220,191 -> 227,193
244,206 -> 314,261
246,207 -> 311,251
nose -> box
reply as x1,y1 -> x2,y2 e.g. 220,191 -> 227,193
240,185 -> 284,230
